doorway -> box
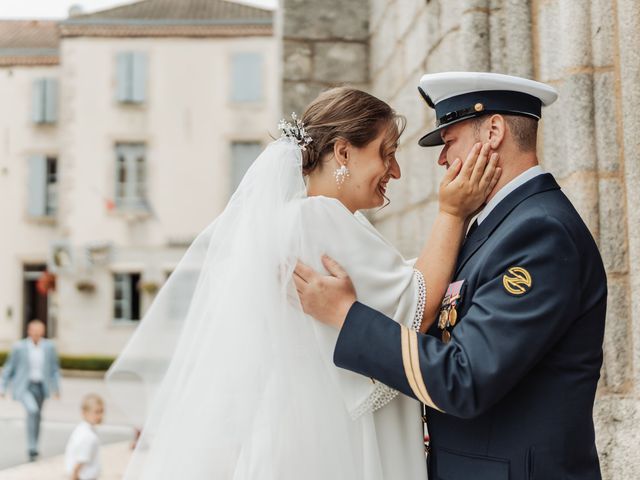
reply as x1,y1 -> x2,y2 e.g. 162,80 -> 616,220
22,264 -> 52,338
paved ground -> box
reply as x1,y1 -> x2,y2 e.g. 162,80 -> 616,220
0,441 -> 132,480
0,374 -> 135,478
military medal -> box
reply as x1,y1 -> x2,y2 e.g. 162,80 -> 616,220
449,307 -> 458,327
438,280 -> 465,343
438,309 -> 449,330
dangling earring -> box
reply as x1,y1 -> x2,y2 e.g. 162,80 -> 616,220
334,164 -> 350,188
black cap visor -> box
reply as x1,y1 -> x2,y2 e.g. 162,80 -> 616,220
418,115 -> 475,147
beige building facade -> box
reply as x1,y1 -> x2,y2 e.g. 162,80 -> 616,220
0,0 -> 278,356
281,0 -> 639,478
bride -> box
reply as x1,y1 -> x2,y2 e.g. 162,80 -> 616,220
106,87 -> 500,479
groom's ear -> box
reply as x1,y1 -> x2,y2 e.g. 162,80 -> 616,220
333,138 -> 349,166
486,114 -> 506,150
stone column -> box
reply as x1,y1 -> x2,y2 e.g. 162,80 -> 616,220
529,3 -> 638,476
605,2 -> 640,476
461,0 -> 491,70
503,0 -> 534,77
617,0 -> 640,389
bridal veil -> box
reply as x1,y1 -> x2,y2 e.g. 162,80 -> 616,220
106,138 -> 427,479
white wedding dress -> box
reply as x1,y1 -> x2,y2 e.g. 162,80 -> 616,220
106,139 -> 428,479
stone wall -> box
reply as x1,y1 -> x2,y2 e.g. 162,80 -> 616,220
281,0 -> 640,478
280,0 -> 370,116
367,1 -> 639,478
368,0 -> 545,256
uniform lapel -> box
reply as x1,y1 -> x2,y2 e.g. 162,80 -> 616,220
454,174 -> 560,276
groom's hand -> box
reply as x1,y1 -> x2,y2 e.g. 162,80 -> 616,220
293,255 -> 356,329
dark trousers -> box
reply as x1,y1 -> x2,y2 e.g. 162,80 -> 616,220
20,381 -> 45,454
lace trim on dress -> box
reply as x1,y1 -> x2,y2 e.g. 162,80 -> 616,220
411,269 -> 426,333
350,269 -> 427,419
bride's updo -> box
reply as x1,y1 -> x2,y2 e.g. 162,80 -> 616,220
300,87 -> 406,175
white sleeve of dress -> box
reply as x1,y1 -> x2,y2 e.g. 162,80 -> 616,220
350,269 -> 426,418
298,197 -> 427,418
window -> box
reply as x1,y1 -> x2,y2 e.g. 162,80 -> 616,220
32,78 -> 57,124
116,52 -> 147,104
230,141 -> 262,192
27,155 -> 58,218
115,143 -> 147,210
45,157 -> 57,216
230,53 -> 263,103
113,273 -> 141,322
23,264 -> 52,337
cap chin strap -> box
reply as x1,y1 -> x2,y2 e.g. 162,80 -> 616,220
437,109 -> 541,128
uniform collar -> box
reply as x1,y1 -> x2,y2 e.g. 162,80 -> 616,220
455,173 -> 560,276
477,165 -> 544,225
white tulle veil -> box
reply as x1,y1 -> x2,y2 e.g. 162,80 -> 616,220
106,137 -> 426,479
106,138 -> 312,476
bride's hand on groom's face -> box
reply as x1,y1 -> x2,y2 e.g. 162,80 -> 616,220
293,255 -> 357,329
438,142 -> 501,219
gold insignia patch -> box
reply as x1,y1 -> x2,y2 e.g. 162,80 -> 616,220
503,267 -> 532,295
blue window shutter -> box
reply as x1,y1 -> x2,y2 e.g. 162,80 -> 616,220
132,52 -> 147,103
116,52 -> 132,102
27,155 -> 47,216
44,79 -> 58,123
231,53 -> 263,103
231,142 -> 262,192
32,79 -> 46,123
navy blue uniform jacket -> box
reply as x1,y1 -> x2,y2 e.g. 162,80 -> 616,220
334,174 -> 607,480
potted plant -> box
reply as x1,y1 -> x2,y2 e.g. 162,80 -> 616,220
138,280 -> 160,295
76,279 -> 96,293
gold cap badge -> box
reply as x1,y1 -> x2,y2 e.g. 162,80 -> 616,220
474,102 -> 484,112
503,267 -> 532,295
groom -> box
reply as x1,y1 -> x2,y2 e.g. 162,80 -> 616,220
294,72 -> 607,480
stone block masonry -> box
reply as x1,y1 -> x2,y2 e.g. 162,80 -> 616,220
281,2 -> 640,476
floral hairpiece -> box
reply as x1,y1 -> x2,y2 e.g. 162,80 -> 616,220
278,112 -> 313,151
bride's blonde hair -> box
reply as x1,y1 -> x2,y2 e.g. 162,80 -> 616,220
300,87 -> 406,175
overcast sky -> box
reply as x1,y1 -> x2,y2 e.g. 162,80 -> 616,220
0,0 -> 277,19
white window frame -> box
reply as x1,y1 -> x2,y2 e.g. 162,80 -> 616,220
115,143 -> 147,211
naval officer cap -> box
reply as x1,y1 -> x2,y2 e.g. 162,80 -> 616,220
418,72 -> 558,147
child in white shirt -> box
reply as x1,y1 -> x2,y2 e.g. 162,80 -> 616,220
64,393 -> 104,480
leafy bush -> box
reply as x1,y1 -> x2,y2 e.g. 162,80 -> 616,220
59,355 -> 115,371
0,351 -> 114,371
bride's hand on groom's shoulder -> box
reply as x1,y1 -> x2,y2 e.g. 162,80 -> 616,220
438,142 -> 501,219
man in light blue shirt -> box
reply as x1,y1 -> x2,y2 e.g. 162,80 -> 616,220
1,319 -> 61,462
